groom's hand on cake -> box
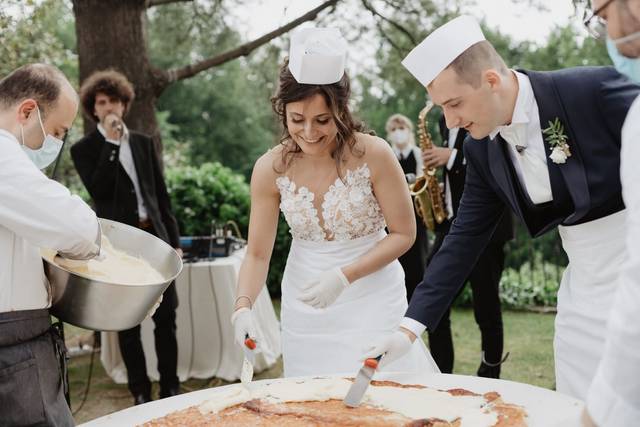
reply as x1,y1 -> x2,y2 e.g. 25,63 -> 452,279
231,307 -> 257,349
362,328 -> 416,369
298,267 -> 350,309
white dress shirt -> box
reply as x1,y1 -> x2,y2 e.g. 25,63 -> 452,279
97,123 -> 148,221
586,95 -> 640,425
489,70 -> 553,205
400,71 -> 553,338
0,129 -> 99,313
444,128 -> 461,219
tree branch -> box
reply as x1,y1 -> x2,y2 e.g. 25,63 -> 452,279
361,0 -> 416,46
147,0 -> 193,8
163,0 -> 339,84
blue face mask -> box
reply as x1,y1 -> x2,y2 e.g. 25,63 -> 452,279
20,106 -> 64,170
606,36 -> 640,83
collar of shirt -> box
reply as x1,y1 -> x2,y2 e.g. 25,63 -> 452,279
97,121 -> 130,144
393,145 -> 414,159
489,70 -> 535,147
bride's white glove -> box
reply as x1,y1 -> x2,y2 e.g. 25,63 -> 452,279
362,329 -> 413,370
298,267 -> 350,309
231,307 -> 257,348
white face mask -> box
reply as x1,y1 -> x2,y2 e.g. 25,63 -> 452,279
20,105 -> 64,170
389,128 -> 410,147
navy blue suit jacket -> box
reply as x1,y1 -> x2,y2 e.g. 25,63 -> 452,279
407,66 -> 639,330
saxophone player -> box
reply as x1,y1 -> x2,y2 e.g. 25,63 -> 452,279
386,114 -> 429,301
422,115 -> 513,379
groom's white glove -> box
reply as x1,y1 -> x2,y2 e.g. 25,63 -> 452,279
298,267 -> 350,309
231,307 -> 257,348
362,329 -> 414,370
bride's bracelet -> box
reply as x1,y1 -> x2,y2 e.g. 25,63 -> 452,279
234,295 -> 253,310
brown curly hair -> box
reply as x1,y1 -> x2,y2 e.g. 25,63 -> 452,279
79,69 -> 135,123
271,58 -> 367,174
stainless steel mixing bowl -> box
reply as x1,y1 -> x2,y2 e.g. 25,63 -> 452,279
44,218 -> 183,331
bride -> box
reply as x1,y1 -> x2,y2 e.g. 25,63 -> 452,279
232,28 -> 438,377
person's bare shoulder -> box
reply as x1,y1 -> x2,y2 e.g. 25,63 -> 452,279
251,146 -> 284,192
353,132 -> 397,173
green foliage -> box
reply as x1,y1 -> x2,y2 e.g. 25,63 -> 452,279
148,2 -> 281,179
165,162 -> 251,236
164,162 -> 290,295
454,251 -> 562,310
0,0 -> 77,79
499,259 -> 561,308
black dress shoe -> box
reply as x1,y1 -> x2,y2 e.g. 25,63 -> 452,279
133,393 -> 153,405
159,386 -> 180,399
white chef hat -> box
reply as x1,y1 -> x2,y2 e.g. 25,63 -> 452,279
288,27 -> 347,85
401,15 -> 485,87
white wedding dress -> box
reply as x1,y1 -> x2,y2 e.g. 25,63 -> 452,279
276,163 -> 439,377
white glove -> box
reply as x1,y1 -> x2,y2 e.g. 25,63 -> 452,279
362,330 -> 413,370
298,267 -> 350,309
231,307 -> 257,348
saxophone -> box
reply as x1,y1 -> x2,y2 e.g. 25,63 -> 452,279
409,101 -> 447,231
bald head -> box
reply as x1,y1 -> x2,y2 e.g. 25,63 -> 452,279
0,63 -> 77,119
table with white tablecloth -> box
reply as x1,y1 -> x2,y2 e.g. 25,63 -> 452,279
101,248 -> 281,383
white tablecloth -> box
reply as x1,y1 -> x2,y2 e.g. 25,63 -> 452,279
100,249 -> 281,383
81,372 -> 584,426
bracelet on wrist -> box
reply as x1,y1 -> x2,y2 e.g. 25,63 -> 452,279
234,295 -> 253,310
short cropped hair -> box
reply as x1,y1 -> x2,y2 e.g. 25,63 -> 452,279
80,69 -> 135,122
445,41 -> 509,89
0,63 -> 68,119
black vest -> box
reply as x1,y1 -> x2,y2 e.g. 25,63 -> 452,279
398,150 -> 418,175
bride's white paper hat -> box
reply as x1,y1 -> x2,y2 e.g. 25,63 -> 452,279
288,27 -> 347,84
402,15 -> 485,87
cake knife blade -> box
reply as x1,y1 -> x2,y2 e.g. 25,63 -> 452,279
241,335 -> 256,387
343,355 -> 381,407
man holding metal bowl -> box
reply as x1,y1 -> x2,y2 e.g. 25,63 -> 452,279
0,64 -> 101,426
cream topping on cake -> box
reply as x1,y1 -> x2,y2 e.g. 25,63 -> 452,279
198,377 -> 499,426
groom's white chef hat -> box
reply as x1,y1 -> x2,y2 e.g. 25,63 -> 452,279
401,15 -> 485,87
288,27 -> 347,85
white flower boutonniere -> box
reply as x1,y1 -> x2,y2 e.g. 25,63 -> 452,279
543,118 -> 572,164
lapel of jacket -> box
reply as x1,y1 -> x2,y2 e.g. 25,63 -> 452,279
487,134 -> 524,221
523,69 -> 591,222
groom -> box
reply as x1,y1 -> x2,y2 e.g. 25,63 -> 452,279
364,15 -> 639,400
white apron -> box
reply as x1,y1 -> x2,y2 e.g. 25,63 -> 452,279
555,209 -> 627,399
281,230 -> 439,377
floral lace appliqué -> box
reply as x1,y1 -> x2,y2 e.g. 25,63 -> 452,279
276,164 -> 386,242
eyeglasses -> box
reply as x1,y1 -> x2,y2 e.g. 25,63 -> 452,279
583,0 -> 616,38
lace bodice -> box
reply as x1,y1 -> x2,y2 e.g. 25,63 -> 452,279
276,164 -> 386,241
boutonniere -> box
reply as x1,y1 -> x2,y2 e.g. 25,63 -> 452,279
543,118 -> 571,164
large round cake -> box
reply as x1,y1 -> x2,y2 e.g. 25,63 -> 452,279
142,377 -> 527,426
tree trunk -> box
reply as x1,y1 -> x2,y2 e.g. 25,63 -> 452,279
73,0 -> 165,150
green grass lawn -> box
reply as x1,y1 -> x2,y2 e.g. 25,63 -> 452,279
446,308 -> 555,389
68,308 -> 555,423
